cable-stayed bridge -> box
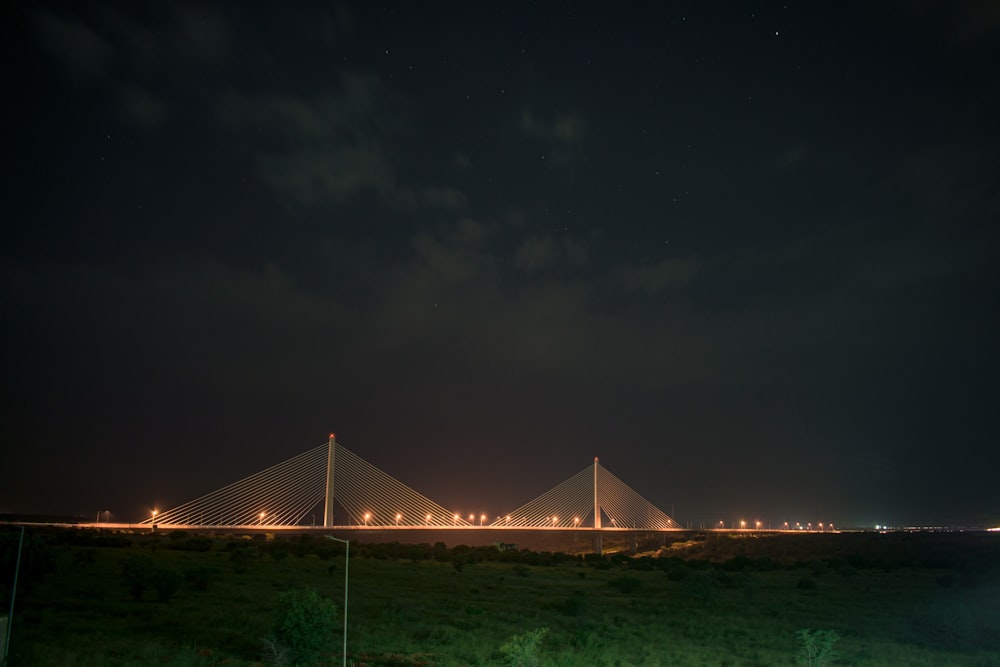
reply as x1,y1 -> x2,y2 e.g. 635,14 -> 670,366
142,436 -> 681,531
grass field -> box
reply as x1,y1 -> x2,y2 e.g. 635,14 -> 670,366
3,528 -> 999,666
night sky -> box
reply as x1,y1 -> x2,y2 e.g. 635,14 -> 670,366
3,2 -> 999,528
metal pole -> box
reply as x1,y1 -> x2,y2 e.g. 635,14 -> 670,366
324,536 -> 349,667
4,526 -> 25,666
343,539 -> 349,667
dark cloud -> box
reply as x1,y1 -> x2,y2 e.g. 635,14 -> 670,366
3,1 -> 998,528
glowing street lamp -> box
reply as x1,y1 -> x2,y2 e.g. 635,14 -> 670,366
552,516 -> 558,527
395,513 -> 402,526
506,515 -> 511,526
426,513 -> 432,526
480,514 -> 486,526
363,512 -> 371,527
719,520 -> 724,529
468,514 -> 474,524
783,521 -> 789,530
574,517 -> 580,527
453,514 -> 459,526
260,511 -> 266,526
740,520 -> 746,529
755,520 -> 762,530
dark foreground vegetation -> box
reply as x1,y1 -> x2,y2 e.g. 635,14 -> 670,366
2,527 -> 998,665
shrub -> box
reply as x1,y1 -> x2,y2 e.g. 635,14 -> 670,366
72,548 -> 96,567
797,577 -> 818,591
608,575 -> 641,594
272,588 -> 339,666
185,567 -> 215,591
230,546 -> 258,573
796,628 -> 839,667
151,568 -> 182,602
121,555 -> 157,601
499,626 -> 548,667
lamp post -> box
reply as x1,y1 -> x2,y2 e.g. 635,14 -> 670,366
363,513 -> 371,527
260,511 -> 266,526
396,513 -> 402,527
324,536 -> 351,667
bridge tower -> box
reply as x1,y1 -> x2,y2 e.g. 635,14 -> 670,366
324,433 -> 337,527
593,457 -> 601,529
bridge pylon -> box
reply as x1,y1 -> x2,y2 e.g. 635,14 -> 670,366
324,433 -> 337,527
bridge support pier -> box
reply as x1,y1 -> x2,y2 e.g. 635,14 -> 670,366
628,533 -> 637,555
593,532 -> 602,555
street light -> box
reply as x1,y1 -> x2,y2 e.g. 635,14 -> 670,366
396,513 -> 402,526
755,520 -> 762,530
480,514 -> 486,526
453,514 -> 459,526
324,536 -> 351,667
574,517 -> 580,527
426,513 -> 432,526
260,511 -> 266,526
740,520 -> 746,530
363,512 -> 371,527
552,516 -> 558,527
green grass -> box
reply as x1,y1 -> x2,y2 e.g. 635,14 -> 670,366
5,530 -> 1000,666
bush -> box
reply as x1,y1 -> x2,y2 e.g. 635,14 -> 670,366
797,577 -> 818,591
230,546 -> 258,573
499,627 -> 548,667
151,568 -> 182,602
608,575 -> 641,594
272,588 -> 339,666
121,555 -> 157,601
185,567 -> 215,591
796,628 -> 839,667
